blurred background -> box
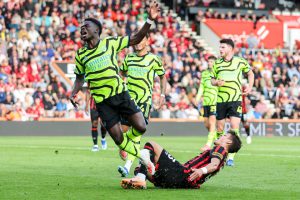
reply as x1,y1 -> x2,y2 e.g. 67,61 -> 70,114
0,0 -> 299,123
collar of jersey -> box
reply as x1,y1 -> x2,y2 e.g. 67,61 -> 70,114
223,56 -> 234,62
135,52 -> 150,57
86,39 -> 101,50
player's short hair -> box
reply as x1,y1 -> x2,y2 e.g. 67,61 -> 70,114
227,131 -> 242,153
208,55 -> 217,60
85,18 -> 102,35
220,38 -> 235,48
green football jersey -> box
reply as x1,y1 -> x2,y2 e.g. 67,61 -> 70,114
120,52 -> 165,105
74,36 -> 129,103
212,56 -> 251,103
196,69 -> 218,106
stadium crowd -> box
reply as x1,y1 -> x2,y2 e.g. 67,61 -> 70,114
0,0 -> 299,121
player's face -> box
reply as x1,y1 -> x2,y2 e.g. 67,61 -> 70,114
214,134 -> 232,146
134,37 -> 148,51
80,21 -> 97,41
208,59 -> 215,68
219,43 -> 231,58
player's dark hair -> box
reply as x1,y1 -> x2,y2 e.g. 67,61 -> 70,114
85,18 -> 102,35
208,55 -> 217,60
227,131 -> 242,153
220,38 -> 235,48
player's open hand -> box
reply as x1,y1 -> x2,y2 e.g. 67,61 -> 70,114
70,95 -> 79,110
158,95 -> 165,110
188,168 -> 203,182
243,86 -> 252,95
149,1 -> 160,20
84,105 -> 89,115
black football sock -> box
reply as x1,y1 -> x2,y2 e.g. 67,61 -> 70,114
91,126 -> 98,145
100,125 -> 107,139
244,124 -> 250,136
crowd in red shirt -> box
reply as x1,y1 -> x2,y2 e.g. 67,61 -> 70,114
0,0 -> 299,121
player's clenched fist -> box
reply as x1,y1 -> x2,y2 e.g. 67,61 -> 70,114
149,1 -> 160,20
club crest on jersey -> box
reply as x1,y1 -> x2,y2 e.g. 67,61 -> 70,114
82,56 -> 88,63
100,46 -> 106,52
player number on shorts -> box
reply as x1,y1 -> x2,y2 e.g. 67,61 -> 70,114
237,106 -> 242,114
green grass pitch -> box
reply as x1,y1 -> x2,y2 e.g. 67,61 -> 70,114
0,136 -> 299,200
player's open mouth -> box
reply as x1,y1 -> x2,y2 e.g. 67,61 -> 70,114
81,31 -> 87,38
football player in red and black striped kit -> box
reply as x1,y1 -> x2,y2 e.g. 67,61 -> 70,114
120,131 -> 241,189
241,85 -> 251,144
85,89 -> 107,151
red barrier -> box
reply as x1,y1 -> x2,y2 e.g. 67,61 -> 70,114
204,19 -> 284,49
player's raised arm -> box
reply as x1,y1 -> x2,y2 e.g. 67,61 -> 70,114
129,1 -> 160,46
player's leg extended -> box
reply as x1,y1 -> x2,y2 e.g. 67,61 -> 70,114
90,111 -> 99,152
118,123 -> 141,177
121,141 -> 163,189
119,105 -> 149,176
201,117 -> 210,151
100,120 -> 107,150
216,119 -> 226,138
216,103 -> 226,138
108,123 -> 141,158
227,116 -> 241,165
242,114 -> 251,144
126,111 -> 146,139
207,114 -> 216,147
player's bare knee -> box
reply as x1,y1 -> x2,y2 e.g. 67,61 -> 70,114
113,134 -> 123,145
135,122 -> 146,133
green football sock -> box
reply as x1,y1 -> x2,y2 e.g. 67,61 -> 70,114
126,127 -> 143,140
228,153 -> 236,160
206,131 -> 216,147
119,134 -> 140,158
216,131 -> 225,139
127,136 -> 141,162
231,129 -> 240,136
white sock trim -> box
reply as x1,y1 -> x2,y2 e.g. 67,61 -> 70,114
136,173 -> 146,181
124,160 -> 133,172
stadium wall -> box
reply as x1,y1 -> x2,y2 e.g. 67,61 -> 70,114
200,22 -> 220,53
1,119 -> 300,137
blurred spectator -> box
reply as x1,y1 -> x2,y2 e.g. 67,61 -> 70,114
159,104 -> 171,119
0,0 -> 299,121
185,104 -> 199,119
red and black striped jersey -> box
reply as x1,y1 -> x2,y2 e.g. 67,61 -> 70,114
90,96 -> 97,110
242,85 -> 247,114
183,145 -> 228,188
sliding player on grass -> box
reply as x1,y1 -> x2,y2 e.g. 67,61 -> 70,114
121,131 -> 241,189
118,32 -> 166,177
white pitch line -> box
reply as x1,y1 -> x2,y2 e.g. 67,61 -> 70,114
1,144 -> 300,158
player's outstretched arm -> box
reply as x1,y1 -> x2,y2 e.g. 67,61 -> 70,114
70,74 -> 85,109
129,1 -> 160,46
189,158 -> 220,181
